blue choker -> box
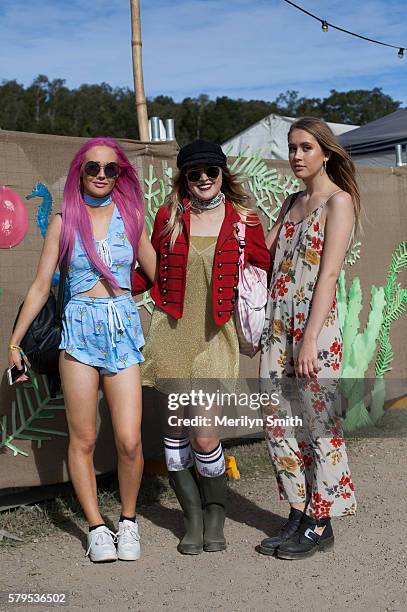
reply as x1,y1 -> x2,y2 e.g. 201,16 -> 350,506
83,193 -> 113,207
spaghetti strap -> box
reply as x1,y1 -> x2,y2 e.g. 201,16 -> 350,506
286,190 -> 345,224
322,189 -> 343,206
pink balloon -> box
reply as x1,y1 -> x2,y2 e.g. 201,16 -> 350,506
0,186 -> 29,249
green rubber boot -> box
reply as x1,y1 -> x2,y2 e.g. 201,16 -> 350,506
200,474 -> 227,552
168,469 -> 204,555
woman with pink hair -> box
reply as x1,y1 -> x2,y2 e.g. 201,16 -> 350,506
8,137 -> 156,563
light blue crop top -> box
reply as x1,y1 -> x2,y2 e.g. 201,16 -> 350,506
68,206 -> 133,296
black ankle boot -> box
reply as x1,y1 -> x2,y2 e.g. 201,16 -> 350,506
168,469 -> 204,555
258,507 -> 303,556
276,515 -> 334,560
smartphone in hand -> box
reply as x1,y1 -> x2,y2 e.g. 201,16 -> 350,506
6,362 -> 28,385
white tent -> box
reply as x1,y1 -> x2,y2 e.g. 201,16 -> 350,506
222,113 -> 359,160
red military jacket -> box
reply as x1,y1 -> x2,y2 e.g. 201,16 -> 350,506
132,199 -> 271,326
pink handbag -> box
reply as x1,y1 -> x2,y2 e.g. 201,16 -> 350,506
234,221 -> 268,357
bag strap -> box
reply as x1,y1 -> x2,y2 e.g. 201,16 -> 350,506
237,220 -> 246,247
236,220 -> 246,269
55,213 -> 68,327
283,191 -> 301,220
55,253 -> 68,327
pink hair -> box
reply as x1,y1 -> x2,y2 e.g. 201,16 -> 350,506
59,137 -> 144,289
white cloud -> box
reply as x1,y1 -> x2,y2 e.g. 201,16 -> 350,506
0,0 -> 406,104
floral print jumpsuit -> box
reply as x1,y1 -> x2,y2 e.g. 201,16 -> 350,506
260,192 -> 357,519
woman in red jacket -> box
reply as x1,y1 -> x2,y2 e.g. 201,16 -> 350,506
133,139 -> 270,555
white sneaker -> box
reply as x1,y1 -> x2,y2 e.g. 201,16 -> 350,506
116,519 -> 141,561
86,526 -> 117,562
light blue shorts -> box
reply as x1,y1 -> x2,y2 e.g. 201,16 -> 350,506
60,292 -> 144,374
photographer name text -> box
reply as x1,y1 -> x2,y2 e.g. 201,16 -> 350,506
167,415 -> 303,428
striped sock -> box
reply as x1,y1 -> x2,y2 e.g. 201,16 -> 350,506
164,436 -> 194,472
193,443 -> 225,477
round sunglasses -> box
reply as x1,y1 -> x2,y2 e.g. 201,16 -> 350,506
83,161 -> 120,179
185,166 -> 221,183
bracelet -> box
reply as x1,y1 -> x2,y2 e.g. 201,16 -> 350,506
8,344 -> 22,352
8,344 -> 31,368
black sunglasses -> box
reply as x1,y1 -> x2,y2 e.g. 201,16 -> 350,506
84,161 -> 120,179
185,166 -> 221,183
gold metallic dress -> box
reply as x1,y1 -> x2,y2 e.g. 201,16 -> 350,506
141,236 -> 239,393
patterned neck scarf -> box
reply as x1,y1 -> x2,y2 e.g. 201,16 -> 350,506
190,191 -> 225,211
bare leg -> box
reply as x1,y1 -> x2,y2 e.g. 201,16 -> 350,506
191,402 -> 221,453
103,364 -> 143,518
59,351 -> 102,527
191,437 -> 220,453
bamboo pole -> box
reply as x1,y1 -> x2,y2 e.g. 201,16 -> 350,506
130,0 -> 149,141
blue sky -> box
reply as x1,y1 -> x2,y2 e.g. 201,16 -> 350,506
1,0 -> 406,105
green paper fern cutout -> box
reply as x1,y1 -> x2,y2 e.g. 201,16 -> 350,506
144,164 -> 173,237
0,373 -> 67,457
375,242 -> 407,377
137,157 -> 299,313
135,164 -> 174,313
228,150 -> 300,230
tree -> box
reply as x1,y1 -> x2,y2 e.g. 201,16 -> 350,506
0,80 -> 26,131
321,88 -> 401,125
0,76 -> 402,140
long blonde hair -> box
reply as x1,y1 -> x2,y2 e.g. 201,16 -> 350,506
288,117 -> 361,234
162,166 -> 255,249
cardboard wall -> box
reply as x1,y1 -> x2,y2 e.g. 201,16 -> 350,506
0,131 -> 177,492
0,132 -> 406,492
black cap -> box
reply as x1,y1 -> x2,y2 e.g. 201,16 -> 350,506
177,139 -> 227,169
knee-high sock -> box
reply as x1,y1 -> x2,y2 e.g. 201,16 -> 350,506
193,443 -> 225,477
164,437 -> 194,472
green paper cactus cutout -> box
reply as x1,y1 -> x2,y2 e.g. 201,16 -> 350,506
368,377 -> 387,426
337,243 -> 407,431
338,273 -> 386,372
375,242 -> 407,377
135,160 -> 405,433
337,271 -> 386,431
0,373 -> 67,457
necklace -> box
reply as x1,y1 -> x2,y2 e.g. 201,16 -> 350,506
83,192 -> 113,207
190,192 -> 225,211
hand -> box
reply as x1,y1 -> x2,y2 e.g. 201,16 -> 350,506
8,348 -> 29,383
295,337 -> 319,379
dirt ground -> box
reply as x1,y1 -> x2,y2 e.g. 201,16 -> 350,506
1,431 -> 407,612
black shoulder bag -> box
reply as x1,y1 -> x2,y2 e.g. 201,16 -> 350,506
13,253 -> 68,394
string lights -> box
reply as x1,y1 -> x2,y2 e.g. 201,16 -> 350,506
283,0 -> 405,60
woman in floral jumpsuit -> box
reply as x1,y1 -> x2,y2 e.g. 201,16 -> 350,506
259,117 -> 360,560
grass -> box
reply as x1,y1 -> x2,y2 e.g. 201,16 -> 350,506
0,472 -> 173,548
0,441 -> 271,548
1,416 -> 404,548
224,438 -> 274,480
